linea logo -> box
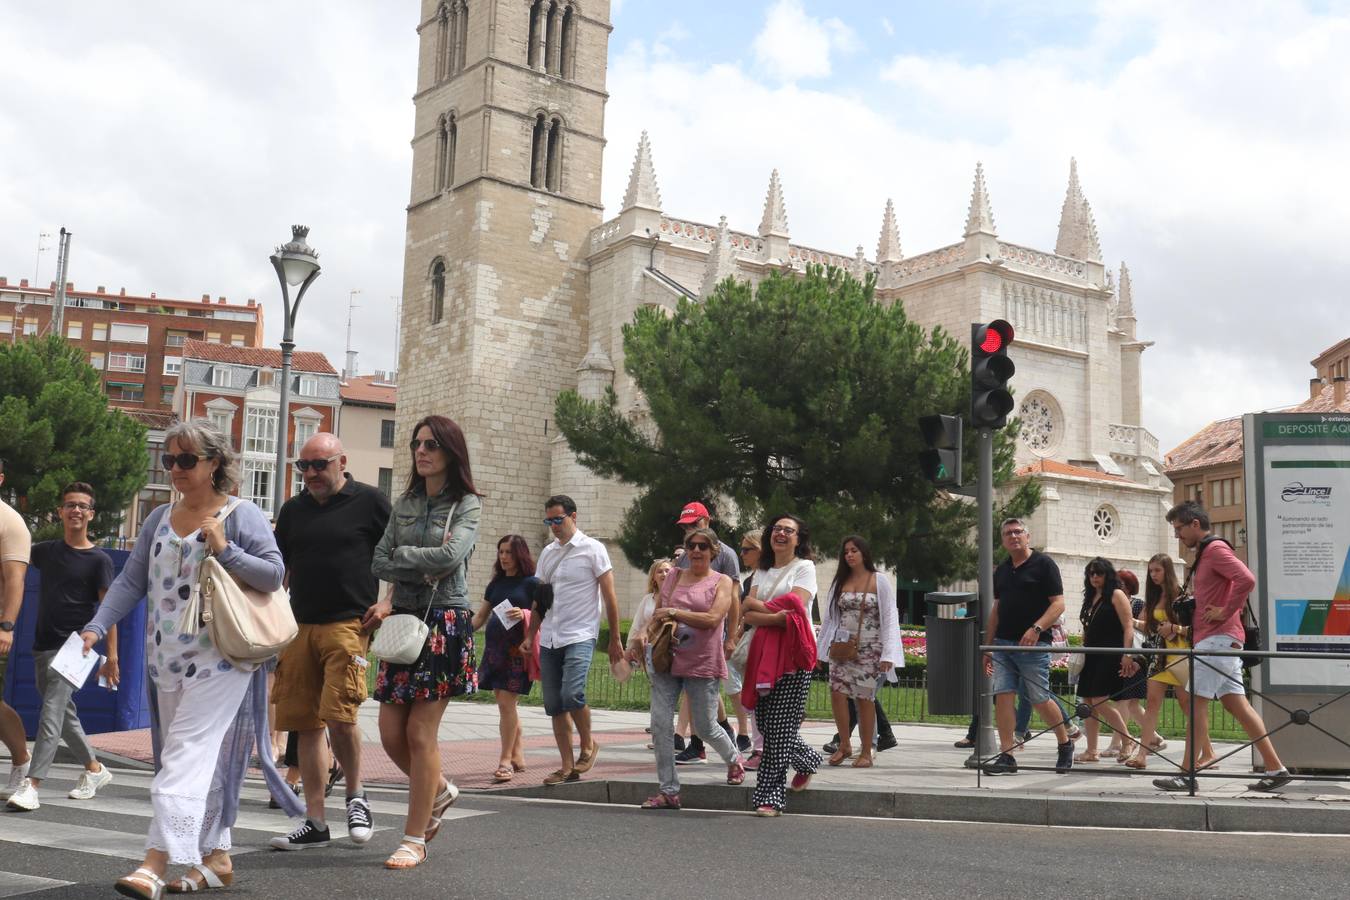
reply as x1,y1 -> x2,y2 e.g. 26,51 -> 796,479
1282,481 -> 1333,502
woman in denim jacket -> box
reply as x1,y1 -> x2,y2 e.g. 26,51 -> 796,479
366,414 -> 481,869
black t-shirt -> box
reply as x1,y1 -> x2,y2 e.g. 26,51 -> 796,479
993,550 -> 1063,644
275,475 -> 392,624
30,540 -> 115,653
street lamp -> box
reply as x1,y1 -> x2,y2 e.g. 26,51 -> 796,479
269,225 -> 321,517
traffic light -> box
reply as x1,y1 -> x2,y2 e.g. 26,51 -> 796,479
919,414 -> 963,487
970,319 -> 1015,430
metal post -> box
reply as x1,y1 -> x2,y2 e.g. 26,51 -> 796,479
1188,655 -> 1197,796
268,261 -> 319,518
975,427 -> 997,766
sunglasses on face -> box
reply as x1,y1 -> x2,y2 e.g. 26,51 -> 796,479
162,452 -> 210,471
686,541 -> 713,552
543,515 -> 567,526
293,454 -> 341,473
409,438 -> 442,452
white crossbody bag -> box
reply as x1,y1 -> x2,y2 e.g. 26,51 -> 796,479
370,501 -> 458,665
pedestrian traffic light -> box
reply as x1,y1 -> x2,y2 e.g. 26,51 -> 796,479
918,414 -> 962,487
970,319 -> 1015,430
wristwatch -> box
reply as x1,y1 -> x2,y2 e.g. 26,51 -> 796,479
1031,624 -> 1043,635
0,621 -> 14,633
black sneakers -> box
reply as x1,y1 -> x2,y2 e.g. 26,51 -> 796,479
1055,740 -> 1075,774
736,734 -> 753,754
1252,769 -> 1293,792
983,752 -> 1018,775
674,745 -> 706,765
269,818 -> 331,851
346,795 -> 373,844
876,734 -> 898,753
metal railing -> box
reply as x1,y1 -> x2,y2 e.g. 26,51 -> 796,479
976,642 -> 1350,794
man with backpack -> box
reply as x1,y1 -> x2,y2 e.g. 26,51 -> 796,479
1154,500 -> 1291,792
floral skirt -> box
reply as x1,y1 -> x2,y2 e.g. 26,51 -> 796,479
478,632 -> 533,695
373,607 -> 477,704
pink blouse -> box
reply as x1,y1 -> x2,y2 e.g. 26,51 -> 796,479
660,570 -> 727,679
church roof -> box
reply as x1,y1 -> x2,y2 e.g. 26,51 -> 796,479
1015,459 -> 1127,482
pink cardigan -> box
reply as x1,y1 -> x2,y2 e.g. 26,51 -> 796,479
740,592 -> 818,710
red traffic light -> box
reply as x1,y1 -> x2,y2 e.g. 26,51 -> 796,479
977,320 -> 1014,354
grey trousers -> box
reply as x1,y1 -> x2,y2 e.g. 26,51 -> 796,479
650,671 -> 739,795
30,649 -> 97,780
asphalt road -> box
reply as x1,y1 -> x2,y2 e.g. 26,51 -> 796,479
2,764 -> 1346,899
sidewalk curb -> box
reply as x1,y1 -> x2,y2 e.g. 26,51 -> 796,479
489,779 -> 1350,834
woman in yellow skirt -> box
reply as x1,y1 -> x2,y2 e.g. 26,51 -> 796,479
1125,554 -> 1216,769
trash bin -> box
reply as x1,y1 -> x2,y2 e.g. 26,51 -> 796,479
2,549 -> 151,735
925,591 -> 976,716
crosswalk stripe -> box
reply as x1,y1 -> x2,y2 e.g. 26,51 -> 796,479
0,872 -> 72,899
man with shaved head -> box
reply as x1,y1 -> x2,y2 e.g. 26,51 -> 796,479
270,433 -> 391,850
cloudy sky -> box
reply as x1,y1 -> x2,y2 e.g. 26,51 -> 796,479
3,1 -> 1346,454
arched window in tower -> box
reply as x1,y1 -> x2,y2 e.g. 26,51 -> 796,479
435,3 -> 450,81
530,113 -> 547,189
544,1 -> 560,75
527,0 -> 544,69
545,117 -> 563,193
559,4 -> 575,79
453,1 -> 469,74
436,113 -> 457,192
430,259 -> 446,324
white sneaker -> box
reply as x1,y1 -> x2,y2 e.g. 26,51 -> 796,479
5,778 -> 38,811
69,766 -> 114,800
0,763 -> 29,801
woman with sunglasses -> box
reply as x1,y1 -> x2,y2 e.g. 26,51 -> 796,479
368,415 -> 482,869
81,420 -> 298,898
818,535 -> 901,769
640,528 -> 744,809
1073,557 -> 1141,764
741,514 -> 819,817
472,535 -> 539,783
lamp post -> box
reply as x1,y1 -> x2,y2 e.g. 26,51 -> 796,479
269,225 -> 321,517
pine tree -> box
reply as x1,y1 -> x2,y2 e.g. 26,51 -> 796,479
554,267 -> 1039,582
0,335 -> 148,539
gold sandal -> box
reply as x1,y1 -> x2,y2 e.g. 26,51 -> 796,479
115,868 -> 166,900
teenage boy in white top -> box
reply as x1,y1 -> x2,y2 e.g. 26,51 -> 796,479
525,494 -> 622,785
0,458 -> 34,802
7,482 -> 117,811
672,501 -> 742,762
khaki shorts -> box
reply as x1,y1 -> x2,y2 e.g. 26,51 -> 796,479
273,619 -> 369,731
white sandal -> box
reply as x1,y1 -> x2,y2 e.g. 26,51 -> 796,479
166,862 -> 233,893
384,836 -> 427,870
115,867 -> 166,900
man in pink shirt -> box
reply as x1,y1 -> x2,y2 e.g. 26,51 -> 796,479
1154,501 -> 1291,792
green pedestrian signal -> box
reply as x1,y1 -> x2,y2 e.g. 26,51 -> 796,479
919,414 -> 963,487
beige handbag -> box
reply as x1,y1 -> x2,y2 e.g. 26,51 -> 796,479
191,500 -> 298,667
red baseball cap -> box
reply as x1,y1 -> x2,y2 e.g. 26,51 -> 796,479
676,501 -> 709,525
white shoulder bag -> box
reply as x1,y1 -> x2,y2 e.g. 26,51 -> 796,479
187,499 -> 298,667
371,501 -> 458,665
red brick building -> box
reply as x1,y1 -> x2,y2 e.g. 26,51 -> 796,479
0,276 -> 265,412
177,340 -> 340,519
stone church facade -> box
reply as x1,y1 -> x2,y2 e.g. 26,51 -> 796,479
396,0 -> 1173,617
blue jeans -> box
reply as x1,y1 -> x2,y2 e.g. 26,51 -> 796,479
991,638 -> 1056,704
650,672 -> 739,794
539,638 -> 596,716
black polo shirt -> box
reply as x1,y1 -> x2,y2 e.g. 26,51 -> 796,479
275,474 -> 392,624
993,549 -> 1063,643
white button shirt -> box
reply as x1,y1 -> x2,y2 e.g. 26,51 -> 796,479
537,529 -> 613,649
